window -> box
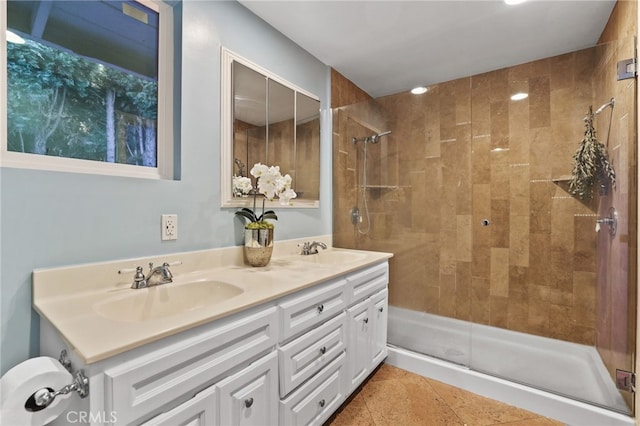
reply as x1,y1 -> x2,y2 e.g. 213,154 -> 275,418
1,0 -> 176,179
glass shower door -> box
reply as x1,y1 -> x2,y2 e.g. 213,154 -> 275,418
331,97 -> 475,369
468,37 -> 636,415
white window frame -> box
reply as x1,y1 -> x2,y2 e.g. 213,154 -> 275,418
0,0 -> 175,180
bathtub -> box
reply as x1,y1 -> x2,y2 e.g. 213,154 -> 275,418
386,306 -> 635,426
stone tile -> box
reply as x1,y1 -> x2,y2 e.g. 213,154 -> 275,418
510,165 -> 530,216
426,378 -> 540,426
529,76 -> 551,128
510,214 -> 530,267
456,215 -> 472,262
330,365 -> 568,426
328,393 -> 376,426
369,363 -> 414,382
472,136 -> 491,183
490,247 -> 510,297
361,373 -> 465,426
491,200 -> 510,248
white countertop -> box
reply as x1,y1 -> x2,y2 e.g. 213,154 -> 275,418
33,235 -> 392,364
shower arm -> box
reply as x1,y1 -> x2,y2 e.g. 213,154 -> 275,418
352,130 -> 392,145
595,98 -> 615,115
585,98 -> 615,120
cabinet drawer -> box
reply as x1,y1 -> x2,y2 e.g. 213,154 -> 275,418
279,278 -> 347,341
141,385 -> 217,426
278,312 -> 346,398
104,306 -> 277,425
280,351 -> 346,426
217,352 -> 279,426
347,262 -> 388,304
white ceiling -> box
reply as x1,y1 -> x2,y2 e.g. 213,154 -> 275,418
239,0 -> 617,98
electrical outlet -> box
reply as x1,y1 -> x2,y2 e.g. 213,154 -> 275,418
161,214 -> 178,241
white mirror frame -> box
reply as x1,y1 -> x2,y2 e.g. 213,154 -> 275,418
220,47 -> 320,208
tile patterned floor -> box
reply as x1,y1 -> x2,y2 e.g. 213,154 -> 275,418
327,363 -> 565,426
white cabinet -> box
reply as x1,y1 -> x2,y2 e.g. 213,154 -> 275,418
217,352 -> 279,426
141,385 -> 217,426
41,259 -> 389,426
103,306 -> 278,425
277,261 -> 389,422
346,289 -> 388,393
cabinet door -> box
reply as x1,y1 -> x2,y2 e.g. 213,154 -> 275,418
141,385 -> 217,426
346,298 -> 372,393
217,352 -> 278,426
371,289 -> 388,368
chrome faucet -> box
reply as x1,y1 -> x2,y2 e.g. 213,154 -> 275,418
301,241 -> 328,255
129,262 -> 174,289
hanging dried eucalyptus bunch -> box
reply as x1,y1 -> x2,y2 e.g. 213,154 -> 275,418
568,107 -> 616,200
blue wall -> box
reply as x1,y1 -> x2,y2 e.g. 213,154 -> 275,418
0,0 -> 332,374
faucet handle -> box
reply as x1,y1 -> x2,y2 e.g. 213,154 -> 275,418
299,242 -> 312,255
133,267 -> 147,287
134,266 -> 145,278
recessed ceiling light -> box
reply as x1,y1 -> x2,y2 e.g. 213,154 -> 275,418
6,30 -> 25,45
510,92 -> 529,101
505,0 -> 528,4
411,86 -> 428,95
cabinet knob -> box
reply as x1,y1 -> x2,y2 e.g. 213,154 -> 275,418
319,346 -> 327,355
378,306 -> 384,313
317,304 -> 324,313
319,399 -> 326,408
245,397 -> 254,408
363,318 -> 369,324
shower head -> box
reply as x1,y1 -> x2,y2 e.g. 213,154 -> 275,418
369,131 -> 391,144
353,130 -> 392,145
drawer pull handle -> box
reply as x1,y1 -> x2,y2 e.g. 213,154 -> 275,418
363,318 -> 369,324
320,346 -> 327,355
319,399 -> 326,408
317,304 -> 324,313
379,306 -> 384,312
245,397 -> 254,408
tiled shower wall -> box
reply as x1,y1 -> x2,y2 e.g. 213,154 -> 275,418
333,38 -> 635,346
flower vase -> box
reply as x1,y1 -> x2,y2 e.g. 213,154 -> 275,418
244,226 -> 274,267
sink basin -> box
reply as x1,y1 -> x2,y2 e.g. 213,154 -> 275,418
294,251 -> 366,265
94,280 -> 244,322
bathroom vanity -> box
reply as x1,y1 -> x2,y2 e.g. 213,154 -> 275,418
34,237 -> 391,425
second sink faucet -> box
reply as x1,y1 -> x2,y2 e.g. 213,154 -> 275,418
301,241 -> 328,255
124,262 -> 180,289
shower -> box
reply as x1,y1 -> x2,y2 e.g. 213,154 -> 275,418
351,131 -> 391,234
332,35 -> 637,424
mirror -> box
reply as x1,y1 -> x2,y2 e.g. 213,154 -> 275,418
221,48 -> 320,208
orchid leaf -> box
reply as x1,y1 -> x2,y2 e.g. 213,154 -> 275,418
259,210 -> 278,221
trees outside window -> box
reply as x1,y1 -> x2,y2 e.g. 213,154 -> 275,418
3,0 -> 175,179
7,38 -> 158,167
